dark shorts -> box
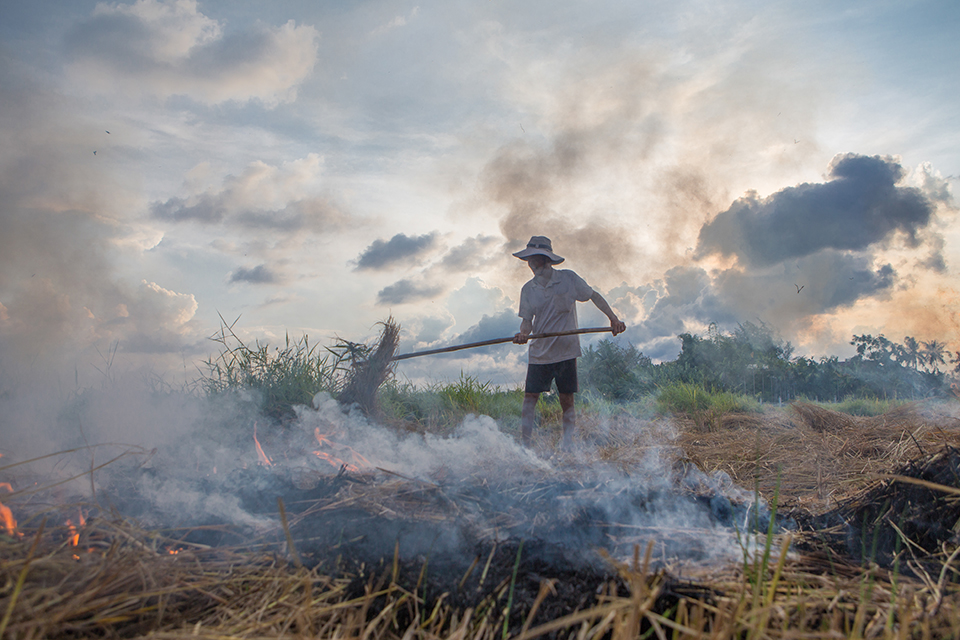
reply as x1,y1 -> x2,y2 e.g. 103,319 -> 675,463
525,358 -> 578,394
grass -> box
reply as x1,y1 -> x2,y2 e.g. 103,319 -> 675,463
654,382 -> 761,431
819,396 -> 906,417
200,316 -> 346,421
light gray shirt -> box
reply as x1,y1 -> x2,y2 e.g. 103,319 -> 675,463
518,269 -> 595,364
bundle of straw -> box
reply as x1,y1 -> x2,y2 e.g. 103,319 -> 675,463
337,317 -> 401,416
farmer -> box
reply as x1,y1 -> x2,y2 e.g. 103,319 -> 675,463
512,235 -> 626,450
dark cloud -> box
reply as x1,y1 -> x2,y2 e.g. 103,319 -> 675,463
404,308 -> 519,361
619,252 -> 901,362
376,278 -> 444,305
712,252 -> 897,318
696,154 -> 937,267
629,266 -> 738,345
151,194 -> 226,223
454,308 -> 519,345
354,233 -> 437,271
230,264 -> 277,284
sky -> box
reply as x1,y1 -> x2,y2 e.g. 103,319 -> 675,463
1,0 -> 958,391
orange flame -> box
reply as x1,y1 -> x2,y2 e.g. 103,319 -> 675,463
0,502 -> 15,535
0,481 -> 15,536
66,508 -> 86,546
312,427 -> 370,473
253,423 -> 273,467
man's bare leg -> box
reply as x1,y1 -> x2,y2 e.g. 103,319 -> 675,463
521,392 -> 539,447
559,393 -> 576,450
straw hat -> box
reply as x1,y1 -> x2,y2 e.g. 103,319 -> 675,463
512,236 -> 564,264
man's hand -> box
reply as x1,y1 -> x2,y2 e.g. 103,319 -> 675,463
515,318 -> 533,344
611,319 -> 626,336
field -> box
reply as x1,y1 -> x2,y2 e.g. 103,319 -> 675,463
4,379 -> 960,639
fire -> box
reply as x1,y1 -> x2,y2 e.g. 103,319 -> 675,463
312,427 -> 370,473
253,422 -> 273,467
0,482 -> 15,536
0,502 -> 15,535
66,509 -> 86,546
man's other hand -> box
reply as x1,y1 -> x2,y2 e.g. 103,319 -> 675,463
513,332 -> 530,344
611,320 -> 626,336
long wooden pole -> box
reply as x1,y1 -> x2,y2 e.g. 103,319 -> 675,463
391,326 -> 613,361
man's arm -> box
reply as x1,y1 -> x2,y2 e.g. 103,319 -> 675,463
513,317 -> 534,344
590,291 -> 626,335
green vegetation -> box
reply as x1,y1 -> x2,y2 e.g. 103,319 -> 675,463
198,318 -> 957,425
378,375 -> 525,432
200,316 -> 363,420
655,382 -> 761,416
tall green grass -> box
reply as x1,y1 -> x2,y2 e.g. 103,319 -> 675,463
378,374 -> 525,432
199,317 -> 348,420
655,382 -> 761,416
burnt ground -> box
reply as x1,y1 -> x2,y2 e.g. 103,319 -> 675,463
791,446 -> 960,578
95,461 -> 755,628
90,401 -> 960,627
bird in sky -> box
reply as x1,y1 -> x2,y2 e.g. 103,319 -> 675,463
795,284 -> 804,293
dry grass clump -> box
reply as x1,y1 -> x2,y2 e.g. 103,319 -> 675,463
337,317 -> 401,416
673,400 -> 960,511
5,512 -> 960,639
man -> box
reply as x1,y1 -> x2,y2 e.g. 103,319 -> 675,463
512,236 -> 626,450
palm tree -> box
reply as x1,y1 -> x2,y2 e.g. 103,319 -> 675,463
899,336 -> 921,370
922,340 -> 947,374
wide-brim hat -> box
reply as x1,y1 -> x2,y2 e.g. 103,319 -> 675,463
512,235 -> 564,264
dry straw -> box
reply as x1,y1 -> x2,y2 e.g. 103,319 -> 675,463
4,402 -> 960,638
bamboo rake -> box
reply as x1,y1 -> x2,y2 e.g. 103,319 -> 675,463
391,327 -> 614,361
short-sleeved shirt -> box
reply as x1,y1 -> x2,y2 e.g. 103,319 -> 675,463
518,269 -> 595,365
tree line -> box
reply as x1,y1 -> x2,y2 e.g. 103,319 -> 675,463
579,321 -> 957,403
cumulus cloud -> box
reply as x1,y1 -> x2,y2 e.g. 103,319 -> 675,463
696,154 -> 938,268
354,233 -> 438,271
376,278 -> 444,305
230,264 -> 278,284
439,235 -> 501,271
150,155 -> 351,232
65,0 -> 319,105
453,308 -> 519,345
